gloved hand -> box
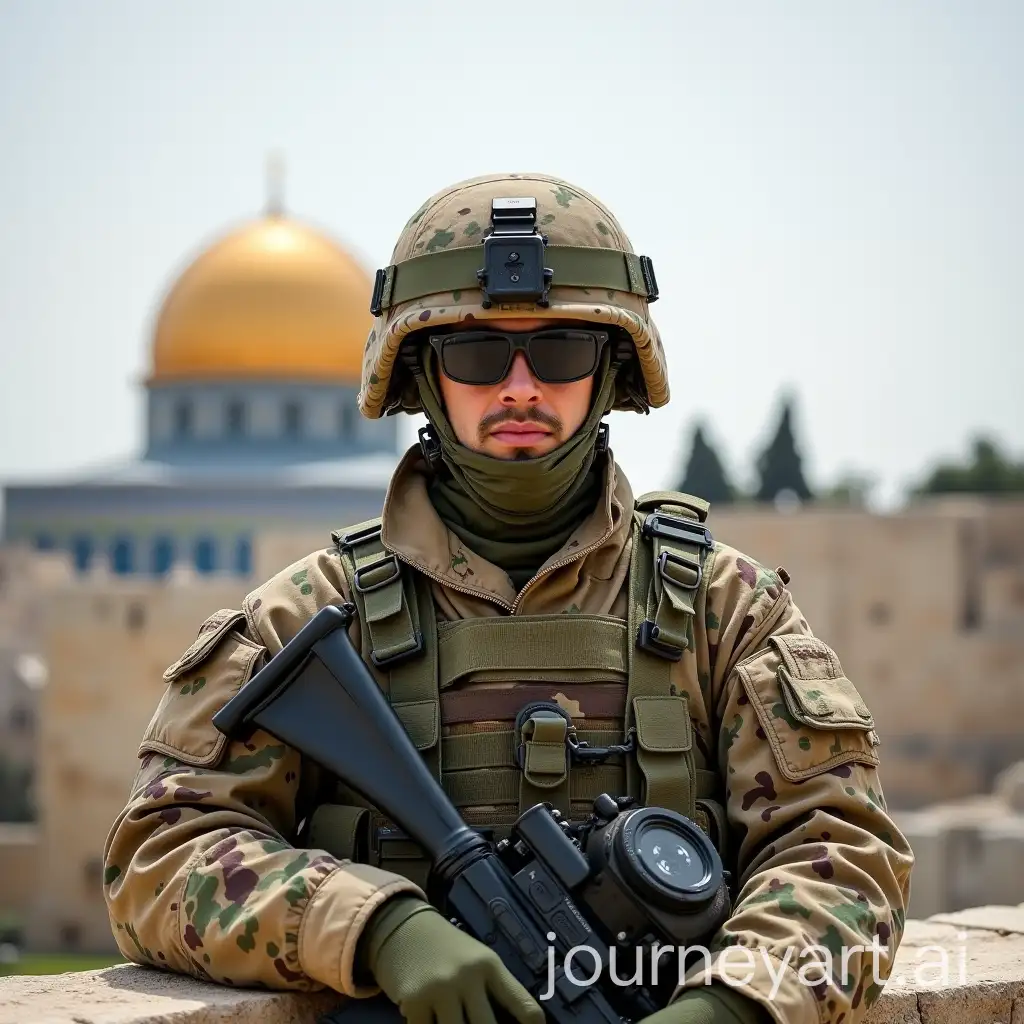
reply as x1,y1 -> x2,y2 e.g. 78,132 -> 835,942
641,984 -> 772,1024
361,895 -> 545,1024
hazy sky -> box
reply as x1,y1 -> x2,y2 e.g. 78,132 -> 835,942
1,0 -> 1021,509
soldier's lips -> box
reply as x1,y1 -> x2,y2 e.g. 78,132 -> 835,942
490,427 -> 552,445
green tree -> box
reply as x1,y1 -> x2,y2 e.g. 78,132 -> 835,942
754,396 -> 813,503
821,471 -> 877,508
677,422 -> 736,503
916,436 -> 1024,495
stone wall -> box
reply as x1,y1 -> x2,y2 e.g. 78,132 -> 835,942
3,905 -> 1024,1023
0,824 -> 36,939
707,497 -> 1024,808
896,762 -> 1024,920
23,572 -> 250,953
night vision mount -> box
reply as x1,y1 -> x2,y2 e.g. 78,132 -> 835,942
477,197 -> 554,308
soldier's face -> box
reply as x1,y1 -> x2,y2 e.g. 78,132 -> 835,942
437,318 -> 596,460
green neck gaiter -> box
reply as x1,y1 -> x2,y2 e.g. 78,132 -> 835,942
414,349 -> 617,589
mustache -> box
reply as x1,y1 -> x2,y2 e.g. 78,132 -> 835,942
477,407 -> 563,442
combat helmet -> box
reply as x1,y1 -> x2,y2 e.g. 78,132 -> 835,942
358,173 -> 669,419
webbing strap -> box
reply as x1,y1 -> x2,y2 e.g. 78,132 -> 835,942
636,501 -> 714,659
624,492 -> 715,821
373,244 -> 654,314
516,711 -> 571,816
437,616 -> 628,688
444,765 -> 623,808
333,519 -> 441,781
442,729 -> 623,772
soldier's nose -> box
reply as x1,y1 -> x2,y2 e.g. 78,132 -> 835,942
499,352 -> 542,405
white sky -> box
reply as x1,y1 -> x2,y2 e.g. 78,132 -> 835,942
1,0 -> 1021,509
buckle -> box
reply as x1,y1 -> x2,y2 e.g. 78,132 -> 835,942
568,731 -> 636,765
337,522 -> 383,553
596,422 -> 610,453
642,512 -> 714,550
370,631 -> 424,669
636,620 -> 684,662
370,267 -> 388,317
657,549 -> 702,592
514,701 -> 573,771
353,552 -> 401,594
639,255 -> 659,302
418,425 -> 443,467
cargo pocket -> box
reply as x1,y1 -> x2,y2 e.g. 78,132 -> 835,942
138,609 -> 265,768
737,634 -> 881,783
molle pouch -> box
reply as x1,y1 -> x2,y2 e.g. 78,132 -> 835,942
138,609 -> 265,768
738,634 -> 881,783
304,804 -> 372,863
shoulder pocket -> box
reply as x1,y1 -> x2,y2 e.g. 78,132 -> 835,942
737,634 -> 880,782
141,611 -> 265,767
162,609 -> 248,681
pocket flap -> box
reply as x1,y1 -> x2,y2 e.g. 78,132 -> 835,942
393,699 -> 439,751
142,628 -> 264,767
163,609 -> 248,681
739,635 -> 880,783
632,695 -> 692,753
770,634 -> 875,729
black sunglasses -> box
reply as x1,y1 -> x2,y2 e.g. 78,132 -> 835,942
427,328 -> 610,386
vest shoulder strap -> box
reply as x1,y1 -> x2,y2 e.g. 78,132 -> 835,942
332,518 -> 441,780
624,489 -> 716,821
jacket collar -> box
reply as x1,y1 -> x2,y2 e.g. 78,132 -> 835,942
379,444 -> 635,612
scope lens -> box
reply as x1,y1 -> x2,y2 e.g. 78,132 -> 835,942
635,824 -> 709,892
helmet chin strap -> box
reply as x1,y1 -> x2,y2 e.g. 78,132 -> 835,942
417,420 -> 609,472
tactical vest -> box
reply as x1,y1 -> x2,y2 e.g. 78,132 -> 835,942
300,491 -> 729,891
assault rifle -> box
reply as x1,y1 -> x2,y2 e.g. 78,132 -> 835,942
212,604 -> 730,1024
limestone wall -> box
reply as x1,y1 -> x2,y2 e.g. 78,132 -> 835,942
708,499 -> 1024,807
3,905 -> 1024,1024
896,762 -> 1024,920
23,572 -> 250,953
0,825 -> 36,938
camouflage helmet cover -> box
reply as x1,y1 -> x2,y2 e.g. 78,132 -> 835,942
357,172 -> 670,418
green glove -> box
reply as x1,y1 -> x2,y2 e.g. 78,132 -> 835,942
361,895 -> 545,1024
642,984 -> 773,1024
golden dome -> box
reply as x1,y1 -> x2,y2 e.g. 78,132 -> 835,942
149,212 -> 373,383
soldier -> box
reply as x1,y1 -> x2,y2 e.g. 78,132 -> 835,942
103,173 -> 913,1024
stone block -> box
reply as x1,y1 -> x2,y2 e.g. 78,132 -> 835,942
976,824 -> 1024,908
995,762 -> 1024,814
929,905 -> 1024,936
0,962 -> 340,1024
900,815 -> 950,919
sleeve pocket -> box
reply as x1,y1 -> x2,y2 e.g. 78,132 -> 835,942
737,634 -> 881,783
139,611 -> 265,768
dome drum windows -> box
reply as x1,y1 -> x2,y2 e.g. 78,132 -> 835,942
173,399 -> 194,439
282,399 -> 304,439
225,398 -> 248,437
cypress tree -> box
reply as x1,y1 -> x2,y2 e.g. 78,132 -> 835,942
678,423 -> 736,503
755,397 -> 813,503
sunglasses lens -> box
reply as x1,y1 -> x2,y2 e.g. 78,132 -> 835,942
440,335 -> 512,384
528,330 -> 601,382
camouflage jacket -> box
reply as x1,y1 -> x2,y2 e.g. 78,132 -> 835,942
103,446 -> 913,1023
